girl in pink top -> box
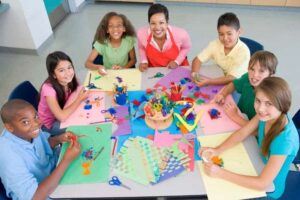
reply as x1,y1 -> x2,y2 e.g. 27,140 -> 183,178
38,51 -> 89,135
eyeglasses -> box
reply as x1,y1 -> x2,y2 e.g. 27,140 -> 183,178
108,25 -> 124,30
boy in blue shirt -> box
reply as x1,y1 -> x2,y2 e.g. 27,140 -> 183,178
0,99 -> 80,200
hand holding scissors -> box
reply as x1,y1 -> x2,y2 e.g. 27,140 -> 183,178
108,176 -> 131,190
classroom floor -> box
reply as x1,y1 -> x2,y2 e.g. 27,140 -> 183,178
0,2 -> 300,127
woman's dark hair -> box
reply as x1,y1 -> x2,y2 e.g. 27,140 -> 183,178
94,12 -> 136,44
217,12 -> 240,30
148,3 -> 169,23
43,51 -> 78,109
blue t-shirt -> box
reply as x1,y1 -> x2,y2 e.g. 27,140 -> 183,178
257,115 -> 299,199
0,129 -> 56,200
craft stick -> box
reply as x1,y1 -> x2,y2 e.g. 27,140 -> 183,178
93,146 -> 104,161
88,73 -> 91,85
111,137 -> 117,156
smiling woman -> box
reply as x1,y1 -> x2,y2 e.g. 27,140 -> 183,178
137,3 -> 191,72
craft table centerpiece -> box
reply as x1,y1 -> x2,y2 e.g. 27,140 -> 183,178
144,91 -> 174,130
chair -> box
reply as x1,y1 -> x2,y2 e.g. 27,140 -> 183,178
240,37 -> 264,56
278,109 -> 300,199
8,81 -> 39,110
0,179 -> 12,200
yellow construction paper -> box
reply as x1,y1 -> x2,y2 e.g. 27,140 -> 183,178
84,69 -> 142,91
197,132 -> 266,200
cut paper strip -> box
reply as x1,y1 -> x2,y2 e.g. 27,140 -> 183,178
195,95 -> 241,135
60,91 -> 106,128
112,105 -> 131,136
197,132 -> 265,200
174,110 -> 204,132
58,124 -> 112,184
155,67 -> 223,102
84,69 -> 142,91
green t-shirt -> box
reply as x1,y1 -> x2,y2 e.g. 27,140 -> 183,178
94,36 -> 135,69
233,73 -> 256,119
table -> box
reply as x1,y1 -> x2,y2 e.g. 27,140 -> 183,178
50,66 -> 267,199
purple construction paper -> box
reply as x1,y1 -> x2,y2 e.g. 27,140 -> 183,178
113,105 -> 132,136
155,68 -> 224,102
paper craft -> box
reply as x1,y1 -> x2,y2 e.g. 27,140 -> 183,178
197,132 -> 265,200
60,91 -> 106,128
84,69 -> 142,91
195,95 -> 241,135
154,67 -> 223,102
113,105 -> 131,136
58,124 -> 112,184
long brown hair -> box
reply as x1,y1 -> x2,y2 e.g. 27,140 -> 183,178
93,12 -> 136,44
256,77 -> 291,156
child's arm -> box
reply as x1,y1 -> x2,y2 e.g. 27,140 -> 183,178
195,75 -> 235,87
199,115 -> 259,158
85,49 -> 106,74
213,82 -> 235,105
203,155 -> 286,191
122,48 -> 136,69
191,57 -> 202,75
46,88 -> 89,122
224,102 -> 249,126
32,140 -> 80,200
48,131 -> 77,148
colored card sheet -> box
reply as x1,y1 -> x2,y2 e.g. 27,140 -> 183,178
84,69 -> 142,91
113,105 -> 131,136
60,91 -> 106,128
58,124 -> 112,184
197,132 -> 265,200
195,95 -> 241,135
154,67 -> 223,102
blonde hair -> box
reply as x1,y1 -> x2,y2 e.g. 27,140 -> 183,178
256,77 -> 291,156
248,50 -> 278,76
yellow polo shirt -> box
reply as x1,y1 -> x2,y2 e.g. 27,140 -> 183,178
197,39 -> 250,78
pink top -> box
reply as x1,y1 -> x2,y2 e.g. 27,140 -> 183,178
137,25 -> 191,65
38,83 -> 57,129
38,82 -> 79,129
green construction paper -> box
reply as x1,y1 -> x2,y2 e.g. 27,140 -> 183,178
58,123 -> 112,185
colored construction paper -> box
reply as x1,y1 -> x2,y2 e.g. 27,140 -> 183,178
58,124 -> 112,184
195,95 -> 241,135
84,69 -> 142,91
60,91 -> 106,128
155,67 -> 223,102
113,105 -> 131,136
197,132 -> 265,200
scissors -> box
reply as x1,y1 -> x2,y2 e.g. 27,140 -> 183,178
108,176 -> 131,190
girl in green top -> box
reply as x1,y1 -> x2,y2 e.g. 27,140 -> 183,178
85,12 -> 136,75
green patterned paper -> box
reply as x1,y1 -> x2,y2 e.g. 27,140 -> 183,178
58,124 -> 112,184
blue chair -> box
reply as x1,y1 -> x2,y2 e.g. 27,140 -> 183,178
0,179 -> 11,200
240,37 -> 264,56
8,81 -> 39,110
278,109 -> 300,199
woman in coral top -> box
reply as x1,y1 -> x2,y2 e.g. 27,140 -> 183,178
137,3 -> 191,71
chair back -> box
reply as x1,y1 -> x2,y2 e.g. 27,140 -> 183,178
240,37 -> 264,56
8,81 -> 39,110
292,109 -> 300,165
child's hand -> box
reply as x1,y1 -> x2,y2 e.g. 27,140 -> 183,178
139,63 -> 148,72
78,88 -> 89,101
224,102 -> 238,117
63,139 -> 81,163
167,61 -> 178,69
203,162 -> 223,178
213,93 -> 225,105
58,131 -> 78,143
98,66 -> 108,76
195,79 -> 209,87
112,65 -> 122,70
199,147 -> 218,161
